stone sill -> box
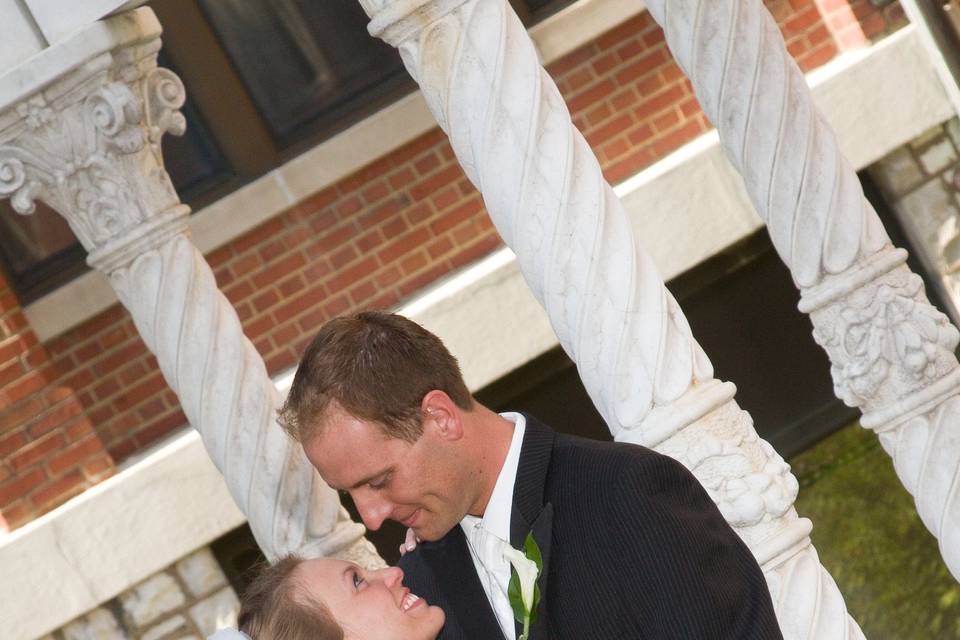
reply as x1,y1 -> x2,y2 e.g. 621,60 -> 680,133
22,0 -> 645,343
2,23 -> 953,640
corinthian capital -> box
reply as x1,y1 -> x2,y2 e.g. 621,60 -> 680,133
0,23 -> 187,273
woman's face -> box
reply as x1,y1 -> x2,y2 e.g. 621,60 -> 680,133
294,558 -> 445,639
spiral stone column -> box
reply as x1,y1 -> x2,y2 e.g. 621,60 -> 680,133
0,8 -> 381,567
641,0 -> 960,581
359,0 -> 863,636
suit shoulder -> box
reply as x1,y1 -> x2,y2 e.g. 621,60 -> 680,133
397,545 -> 442,598
398,548 -> 425,573
551,434 -> 696,494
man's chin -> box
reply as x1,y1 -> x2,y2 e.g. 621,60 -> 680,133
412,527 -> 441,542
411,522 -> 454,543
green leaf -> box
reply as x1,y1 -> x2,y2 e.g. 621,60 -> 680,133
523,532 -> 543,623
508,566 -> 526,622
524,531 -> 543,572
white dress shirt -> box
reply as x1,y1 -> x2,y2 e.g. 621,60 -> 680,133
460,412 -> 526,640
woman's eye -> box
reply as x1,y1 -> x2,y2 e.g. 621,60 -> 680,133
353,572 -> 365,589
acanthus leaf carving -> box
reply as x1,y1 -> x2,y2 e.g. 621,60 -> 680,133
73,155 -> 145,243
1,51 -> 186,255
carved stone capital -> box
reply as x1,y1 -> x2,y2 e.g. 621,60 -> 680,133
0,33 -> 187,273
654,400 -> 800,536
804,248 -> 960,429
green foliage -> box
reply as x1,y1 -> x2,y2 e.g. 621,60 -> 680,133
509,569 -> 525,621
508,532 -> 543,639
791,421 -> 960,639
525,531 -> 544,573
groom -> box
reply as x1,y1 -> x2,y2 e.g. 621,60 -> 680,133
280,311 -> 783,639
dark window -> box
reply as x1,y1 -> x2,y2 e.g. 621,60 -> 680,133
160,53 -> 230,202
0,0 -> 578,302
0,203 -> 86,299
197,0 -> 408,143
520,0 -> 577,21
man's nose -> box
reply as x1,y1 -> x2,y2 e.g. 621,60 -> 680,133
352,490 -> 394,531
368,566 -> 404,587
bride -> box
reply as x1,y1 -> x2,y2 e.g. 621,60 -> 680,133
211,554 -> 444,640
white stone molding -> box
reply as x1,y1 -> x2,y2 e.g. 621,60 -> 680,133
642,0 -> 960,579
0,8 -> 379,568
22,0 -> 147,45
0,0 -> 47,70
360,0 -> 863,636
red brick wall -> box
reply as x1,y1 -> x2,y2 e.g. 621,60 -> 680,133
0,272 -> 114,530
5,0 -> 905,529
813,0 -> 906,51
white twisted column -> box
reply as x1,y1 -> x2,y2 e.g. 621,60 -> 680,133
644,0 -> 960,580
0,8 -> 380,567
360,0 -> 863,636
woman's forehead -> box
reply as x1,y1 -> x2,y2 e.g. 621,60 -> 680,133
295,557 -> 354,589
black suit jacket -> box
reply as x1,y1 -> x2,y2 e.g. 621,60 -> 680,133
398,415 -> 783,639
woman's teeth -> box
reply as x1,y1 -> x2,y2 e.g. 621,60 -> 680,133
402,593 -> 420,611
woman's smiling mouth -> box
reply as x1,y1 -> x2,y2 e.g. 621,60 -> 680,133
401,591 -> 423,611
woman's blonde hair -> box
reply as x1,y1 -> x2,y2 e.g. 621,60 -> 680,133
238,555 -> 344,640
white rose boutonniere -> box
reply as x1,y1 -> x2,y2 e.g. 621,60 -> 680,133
502,532 -> 543,640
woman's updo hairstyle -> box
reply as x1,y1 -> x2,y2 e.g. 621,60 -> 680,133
238,555 -> 344,640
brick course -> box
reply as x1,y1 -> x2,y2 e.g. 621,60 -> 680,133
813,0 -> 905,51
0,271 -> 114,530
4,1 -> 906,530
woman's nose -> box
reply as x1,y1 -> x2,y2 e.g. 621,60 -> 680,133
368,566 -> 404,587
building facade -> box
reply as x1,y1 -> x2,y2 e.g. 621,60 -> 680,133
1,0 -> 958,637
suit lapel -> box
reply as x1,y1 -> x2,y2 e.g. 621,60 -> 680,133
424,526 -> 505,640
509,416 -> 556,640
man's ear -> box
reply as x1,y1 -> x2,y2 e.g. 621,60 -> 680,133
421,390 -> 463,441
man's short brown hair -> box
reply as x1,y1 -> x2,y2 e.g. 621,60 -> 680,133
279,311 -> 473,443
238,555 -> 343,640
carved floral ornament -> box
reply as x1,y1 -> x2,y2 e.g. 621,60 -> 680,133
0,52 -> 187,255
688,430 -> 798,527
812,267 -> 960,411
